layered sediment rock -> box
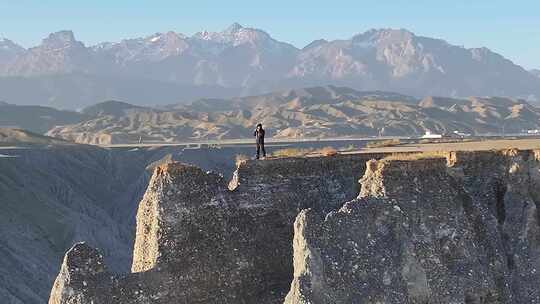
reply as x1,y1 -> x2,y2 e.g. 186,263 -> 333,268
49,150 -> 540,304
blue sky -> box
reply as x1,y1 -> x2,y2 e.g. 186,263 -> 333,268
0,0 -> 538,69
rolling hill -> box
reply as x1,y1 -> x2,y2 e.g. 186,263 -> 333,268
45,86 -> 540,144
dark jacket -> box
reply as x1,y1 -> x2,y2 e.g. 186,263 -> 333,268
254,128 -> 265,144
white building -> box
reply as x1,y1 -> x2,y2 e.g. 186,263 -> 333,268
452,130 -> 472,137
421,131 -> 443,139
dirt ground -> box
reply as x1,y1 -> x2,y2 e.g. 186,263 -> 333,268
355,138 -> 540,154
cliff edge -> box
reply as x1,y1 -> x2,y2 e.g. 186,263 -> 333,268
286,150 -> 540,303
49,153 -> 381,304
49,150 -> 540,303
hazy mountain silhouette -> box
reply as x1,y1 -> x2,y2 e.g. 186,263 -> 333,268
1,25 -> 539,109
44,86 -> 540,144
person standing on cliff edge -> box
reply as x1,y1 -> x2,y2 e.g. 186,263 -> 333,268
254,123 -> 266,159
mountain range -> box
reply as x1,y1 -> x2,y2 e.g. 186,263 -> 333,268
38,86 -> 540,145
1,24 -> 539,109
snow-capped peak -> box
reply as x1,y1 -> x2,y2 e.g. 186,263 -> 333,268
144,31 -> 186,44
41,30 -> 83,50
0,38 -> 10,49
351,28 -> 415,45
0,37 -> 15,45
223,22 -> 244,34
0,37 -> 26,52
199,30 -> 212,40
45,30 -> 77,43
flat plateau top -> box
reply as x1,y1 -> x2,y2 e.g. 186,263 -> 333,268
356,138 -> 540,154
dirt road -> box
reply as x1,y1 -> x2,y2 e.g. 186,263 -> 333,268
357,138 -> 540,154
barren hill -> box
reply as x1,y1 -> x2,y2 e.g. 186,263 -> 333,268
46,86 -> 540,144
0,128 -> 71,145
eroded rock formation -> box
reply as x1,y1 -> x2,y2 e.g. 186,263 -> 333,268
287,150 -> 540,303
49,154 -> 380,303
49,150 -> 540,303
0,144 -> 256,304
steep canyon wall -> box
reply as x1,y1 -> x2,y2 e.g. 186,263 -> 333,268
49,150 -> 540,303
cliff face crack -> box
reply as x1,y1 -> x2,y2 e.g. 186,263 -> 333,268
494,180 -> 508,225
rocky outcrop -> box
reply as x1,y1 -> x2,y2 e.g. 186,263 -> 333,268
0,144 -> 256,304
48,243 -> 111,304
49,153 -> 381,304
450,150 -> 540,302
49,150 -> 540,303
286,150 -> 540,303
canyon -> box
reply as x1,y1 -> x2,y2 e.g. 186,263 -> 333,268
0,144 -> 249,304
48,148 -> 540,303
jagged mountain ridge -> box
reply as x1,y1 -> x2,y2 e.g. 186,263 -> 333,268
1,24 -> 539,109
2,24 -> 299,88
0,38 -> 26,70
45,86 -> 540,144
